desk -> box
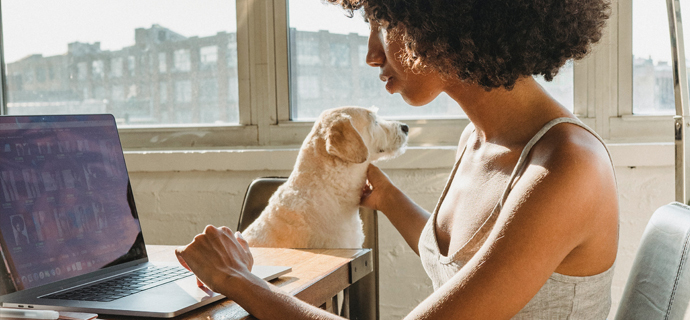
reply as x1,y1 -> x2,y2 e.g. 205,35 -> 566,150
100,245 -> 373,320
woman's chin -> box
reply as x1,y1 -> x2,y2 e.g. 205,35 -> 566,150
400,92 -> 437,107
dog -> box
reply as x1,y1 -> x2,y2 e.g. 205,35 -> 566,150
242,106 -> 409,248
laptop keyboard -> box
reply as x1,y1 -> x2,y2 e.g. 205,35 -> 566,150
42,265 -> 193,302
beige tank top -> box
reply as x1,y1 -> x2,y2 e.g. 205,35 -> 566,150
418,117 -> 615,319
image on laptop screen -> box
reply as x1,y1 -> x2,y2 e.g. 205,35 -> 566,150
0,115 -> 146,294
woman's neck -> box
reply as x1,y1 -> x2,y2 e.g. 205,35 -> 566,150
444,77 -> 572,146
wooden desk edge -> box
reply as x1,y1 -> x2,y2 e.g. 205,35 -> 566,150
131,246 -> 373,320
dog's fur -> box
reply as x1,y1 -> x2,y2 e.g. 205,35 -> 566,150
242,107 -> 408,248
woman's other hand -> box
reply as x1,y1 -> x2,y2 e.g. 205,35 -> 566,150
175,225 -> 255,297
360,164 -> 395,211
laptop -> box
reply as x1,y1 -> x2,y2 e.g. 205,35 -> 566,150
0,114 -> 291,318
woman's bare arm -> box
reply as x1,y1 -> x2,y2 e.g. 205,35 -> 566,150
175,226 -> 345,320
359,123 -> 475,255
360,165 -> 430,255
403,131 -> 618,319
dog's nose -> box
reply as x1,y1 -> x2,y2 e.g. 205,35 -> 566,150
401,124 -> 409,135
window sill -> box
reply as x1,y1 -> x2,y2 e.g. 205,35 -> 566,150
123,142 -> 673,173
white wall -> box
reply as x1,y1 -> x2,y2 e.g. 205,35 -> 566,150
125,144 -> 675,319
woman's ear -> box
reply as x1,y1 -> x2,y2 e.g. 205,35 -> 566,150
325,116 -> 369,163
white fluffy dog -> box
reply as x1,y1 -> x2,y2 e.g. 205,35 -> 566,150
242,106 -> 409,248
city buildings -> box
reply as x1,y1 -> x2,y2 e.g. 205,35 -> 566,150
6,25 -> 239,125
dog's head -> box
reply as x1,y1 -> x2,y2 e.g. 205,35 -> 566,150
318,107 -> 408,164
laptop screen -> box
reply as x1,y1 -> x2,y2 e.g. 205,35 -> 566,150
0,115 -> 146,294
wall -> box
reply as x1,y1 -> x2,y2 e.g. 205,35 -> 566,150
125,144 -> 675,319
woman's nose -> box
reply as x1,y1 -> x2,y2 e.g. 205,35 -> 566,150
366,32 -> 385,67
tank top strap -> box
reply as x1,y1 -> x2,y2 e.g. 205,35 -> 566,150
497,117 -> 614,210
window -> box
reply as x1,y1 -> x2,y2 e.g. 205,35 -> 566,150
158,52 -> 167,73
159,82 -> 168,103
77,62 -> 87,81
127,56 -> 136,76
92,60 -> 104,79
173,49 -> 191,72
127,85 -> 137,100
0,0 -> 676,147
200,46 -> 218,71
296,40 -> 321,66
228,77 -> 239,102
358,44 -> 367,67
1,0 -> 239,129
111,85 -> 125,102
175,80 -> 192,103
288,2 -> 466,120
330,43 -> 349,67
630,0 -> 688,115
297,75 -> 320,100
227,42 -> 238,67
534,61 -> 574,111
200,79 -> 218,102
110,57 -> 123,78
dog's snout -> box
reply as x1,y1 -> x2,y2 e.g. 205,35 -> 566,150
401,124 -> 409,135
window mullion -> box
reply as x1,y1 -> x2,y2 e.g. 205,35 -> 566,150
573,57 -> 589,117
247,0 -> 279,145
237,0 -> 253,127
618,0 -> 633,117
274,0 -> 291,123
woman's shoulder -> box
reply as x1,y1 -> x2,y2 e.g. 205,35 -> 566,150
522,119 -> 618,248
530,119 -> 613,179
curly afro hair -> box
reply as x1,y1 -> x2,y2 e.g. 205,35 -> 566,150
325,0 -> 610,90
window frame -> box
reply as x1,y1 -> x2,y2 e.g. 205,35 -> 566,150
0,0 -> 675,150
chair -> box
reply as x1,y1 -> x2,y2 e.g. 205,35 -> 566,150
237,177 -> 380,319
237,177 -> 288,232
615,202 -> 690,319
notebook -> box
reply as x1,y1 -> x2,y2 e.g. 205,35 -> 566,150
0,114 -> 291,318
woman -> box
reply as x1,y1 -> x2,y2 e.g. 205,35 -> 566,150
175,0 -> 618,318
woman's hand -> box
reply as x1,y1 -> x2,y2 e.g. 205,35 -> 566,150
360,164 -> 395,211
175,225 -> 255,297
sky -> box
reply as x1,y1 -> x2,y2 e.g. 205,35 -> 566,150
0,0 -> 684,64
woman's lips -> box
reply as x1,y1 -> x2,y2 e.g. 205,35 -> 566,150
384,77 -> 395,93
380,74 -> 394,93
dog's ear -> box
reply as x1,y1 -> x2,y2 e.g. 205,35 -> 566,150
325,116 -> 368,163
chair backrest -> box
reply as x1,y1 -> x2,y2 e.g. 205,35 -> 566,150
615,202 -> 690,320
237,177 -> 287,232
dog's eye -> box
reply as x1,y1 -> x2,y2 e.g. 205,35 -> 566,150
378,149 -> 384,153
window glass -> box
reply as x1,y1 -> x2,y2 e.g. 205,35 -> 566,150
200,46 -> 218,71
92,60 -> 104,79
288,2 -> 573,120
2,1 -> 239,126
632,0 -> 675,114
110,57 -> 123,78
127,55 -> 136,77
158,52 -> 167,73
173,49 -> 191,73
632,0 -> 690,115
535,61 -> 574,111
175,80 -> 192,103
159,82 -> 168,103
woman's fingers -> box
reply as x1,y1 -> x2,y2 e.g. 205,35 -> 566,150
235,232 -> 254,270
175,247 -> 205,287
173,224 -> 256,294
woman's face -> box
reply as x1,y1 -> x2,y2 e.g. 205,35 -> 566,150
366,20 -> 447,106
